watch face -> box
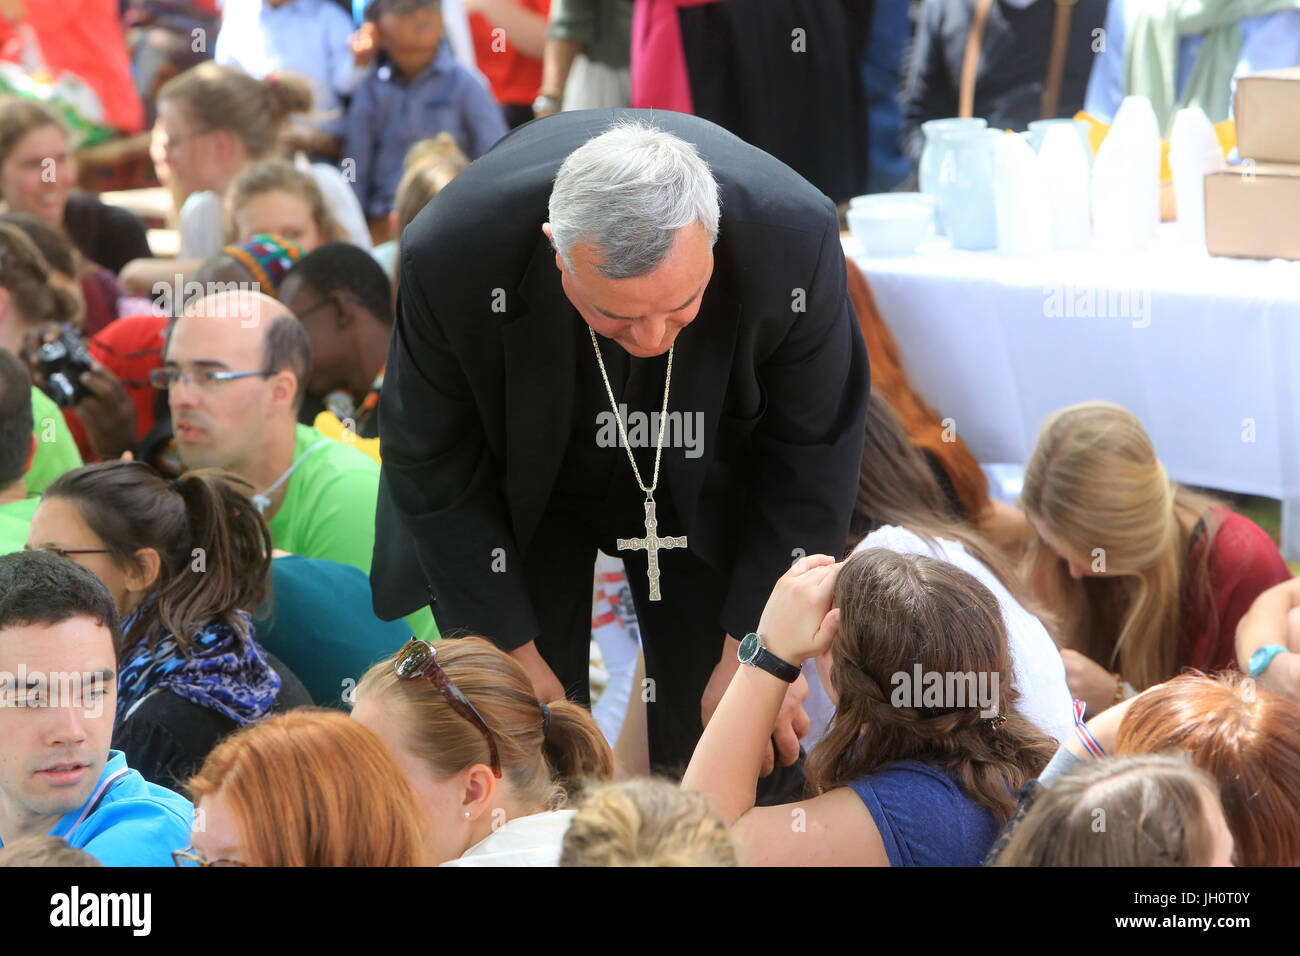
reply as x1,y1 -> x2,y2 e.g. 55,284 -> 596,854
738,632 -> 760,664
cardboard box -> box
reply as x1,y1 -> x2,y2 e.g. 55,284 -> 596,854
1204,165 -> 1300,261
1235,68 -> 1300,164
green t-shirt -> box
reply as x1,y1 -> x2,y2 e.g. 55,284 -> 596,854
0,495 -> 40,555
25,388 -> 82,494
268,424 -> 438,642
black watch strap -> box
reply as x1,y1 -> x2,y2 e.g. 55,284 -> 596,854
755,645 -> 801,682
740,633 -> 801,683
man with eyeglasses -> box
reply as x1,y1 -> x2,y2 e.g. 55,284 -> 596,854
0,551 -> 193,866
159,289 -> 436,641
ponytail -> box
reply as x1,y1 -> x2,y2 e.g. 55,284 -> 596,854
156,471 -> 272,650
262,72 -> 315,126
43,462 -> 271,657
542,699 -> 616,802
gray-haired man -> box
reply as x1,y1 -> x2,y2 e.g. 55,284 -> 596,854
374,111 -> 870,786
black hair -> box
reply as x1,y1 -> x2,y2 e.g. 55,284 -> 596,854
0,550 -> 122,648
0,348 -> 33,487
283,241 -> 394,327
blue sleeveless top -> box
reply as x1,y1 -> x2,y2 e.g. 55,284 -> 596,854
846,760 -> 1001,867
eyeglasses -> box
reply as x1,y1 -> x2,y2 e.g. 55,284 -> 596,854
393,638 -> 501,778
172,846 -> 247,868
24,545 -> 111,560
150,366 -> 275,390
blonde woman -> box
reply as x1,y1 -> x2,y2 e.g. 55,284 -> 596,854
560,778 -> 737,867
120,63 -> 370,294
225,159 -> 349,252
1020,401 -> 1290,717
351,635 -> 614,866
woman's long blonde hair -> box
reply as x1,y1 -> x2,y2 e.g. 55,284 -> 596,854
1020,401 -> 1219,689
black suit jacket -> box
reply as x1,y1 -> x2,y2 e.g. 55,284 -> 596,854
373,109 -> 869,650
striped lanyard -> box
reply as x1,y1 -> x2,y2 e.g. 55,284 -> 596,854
62,766 -> 132,844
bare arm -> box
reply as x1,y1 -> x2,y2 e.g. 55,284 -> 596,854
537,35 -> 582,109
118,258 -> 204,298
684,556 -> 838,822
464,0 -> 548,59
1235,577 -> 1300,700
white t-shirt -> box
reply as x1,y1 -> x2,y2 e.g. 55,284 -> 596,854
439,809 -> 576,867
803,525 -> 1074,749
178,157 -> 372,260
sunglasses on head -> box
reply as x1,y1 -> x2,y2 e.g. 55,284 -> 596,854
393,638 -> 501,778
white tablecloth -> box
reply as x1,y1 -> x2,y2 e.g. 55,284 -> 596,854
847,225 -> 1300,556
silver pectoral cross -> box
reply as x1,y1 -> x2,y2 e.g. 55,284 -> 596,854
617,493 -> 687,601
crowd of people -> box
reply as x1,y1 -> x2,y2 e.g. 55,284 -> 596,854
0,0 -> 1298,870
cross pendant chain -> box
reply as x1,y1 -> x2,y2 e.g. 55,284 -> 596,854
616,492 -> 687,601
590,327 -> 688,601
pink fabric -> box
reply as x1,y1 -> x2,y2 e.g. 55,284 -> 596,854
630,0 -> 721,113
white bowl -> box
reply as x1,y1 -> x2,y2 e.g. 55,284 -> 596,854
847,193 -> 936,257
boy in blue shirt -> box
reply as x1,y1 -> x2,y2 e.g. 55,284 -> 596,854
344,0 -> 507,230
0,552 -> 192,867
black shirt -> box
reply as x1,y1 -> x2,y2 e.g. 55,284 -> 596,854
111,650 -> 312,794
900,0 -> 1110,164
550,316 -> 686,551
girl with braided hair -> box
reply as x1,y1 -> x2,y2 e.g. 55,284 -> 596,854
683,549 -> 1056,866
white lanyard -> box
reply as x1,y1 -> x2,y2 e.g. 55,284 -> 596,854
252,440 -> 333,514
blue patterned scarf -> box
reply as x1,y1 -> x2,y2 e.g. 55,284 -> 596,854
115,602 -> 281,727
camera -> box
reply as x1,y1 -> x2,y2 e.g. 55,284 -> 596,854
38,329 -> 95,409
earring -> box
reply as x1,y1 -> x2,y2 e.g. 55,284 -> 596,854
463,811 -> 470,819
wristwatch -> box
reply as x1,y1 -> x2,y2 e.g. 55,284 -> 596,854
532,93 -> 562,115
1248,644 -> 1289,678
737,632 -> 801,683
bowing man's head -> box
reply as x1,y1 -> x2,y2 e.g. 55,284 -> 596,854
545,121 -> 720,359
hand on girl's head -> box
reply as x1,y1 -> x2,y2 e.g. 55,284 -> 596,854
758,555 -> 842,662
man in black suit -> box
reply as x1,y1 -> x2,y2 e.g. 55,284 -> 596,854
372,109 -> 868,780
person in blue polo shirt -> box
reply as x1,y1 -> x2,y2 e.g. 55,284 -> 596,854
0,551 -> 192,867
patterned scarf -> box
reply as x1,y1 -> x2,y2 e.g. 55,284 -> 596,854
115,602 -> 281,728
